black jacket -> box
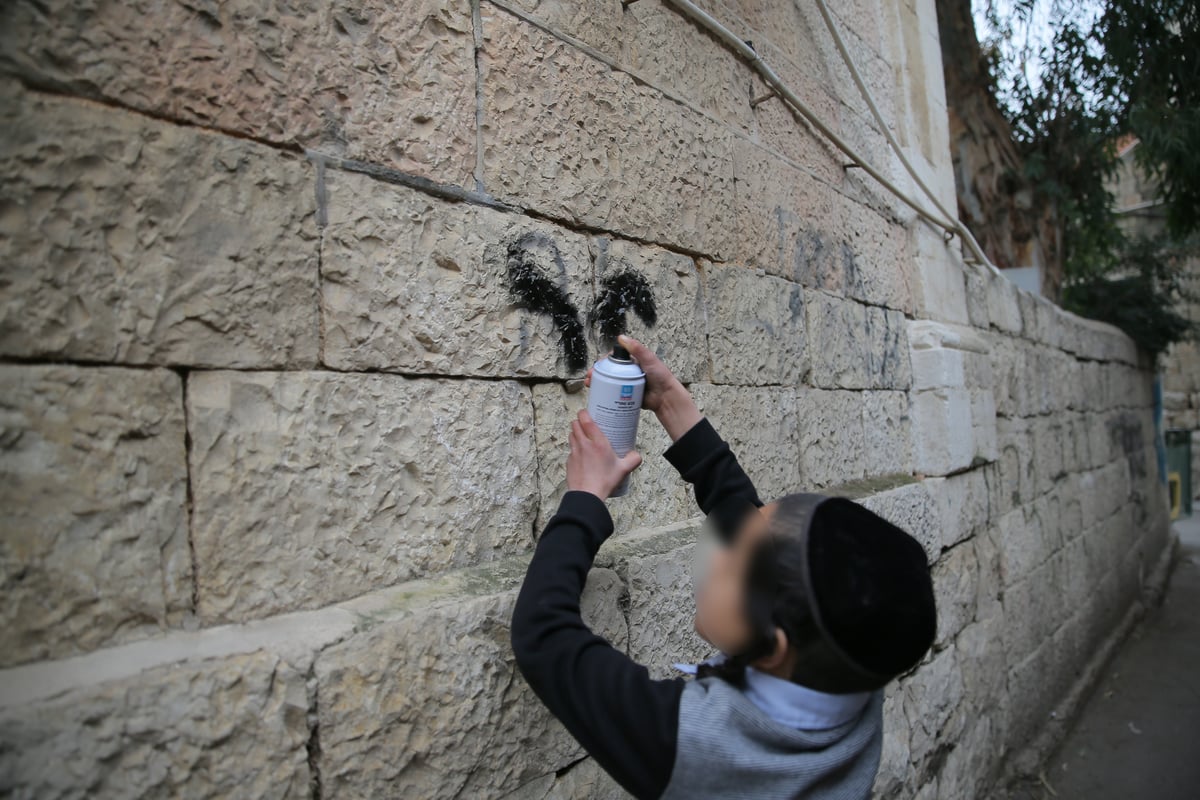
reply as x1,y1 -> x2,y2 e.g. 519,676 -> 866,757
510,418 -> 762,799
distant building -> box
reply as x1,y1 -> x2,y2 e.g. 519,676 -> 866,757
1112,138 -> 1200,503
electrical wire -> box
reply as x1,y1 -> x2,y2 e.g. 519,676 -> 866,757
661,0 -> 1001,273
810,0 -> 998,272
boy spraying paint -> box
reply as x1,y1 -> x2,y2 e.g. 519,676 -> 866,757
511,335 -> 937,800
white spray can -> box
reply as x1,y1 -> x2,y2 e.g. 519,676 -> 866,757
587,345 -> 646,497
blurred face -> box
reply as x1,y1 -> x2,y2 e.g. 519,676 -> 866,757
693,502 -> 777,655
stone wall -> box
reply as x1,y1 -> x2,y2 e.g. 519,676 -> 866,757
1110,139 -> 1200,503
0,0 -> 1170,798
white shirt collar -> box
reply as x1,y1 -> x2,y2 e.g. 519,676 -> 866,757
673,658 -> 870,731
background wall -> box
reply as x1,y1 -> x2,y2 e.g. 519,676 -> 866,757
1110,141 -> 1200,504
0,0 -> 1171,798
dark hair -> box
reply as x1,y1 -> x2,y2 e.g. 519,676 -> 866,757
697,493 -> 936,694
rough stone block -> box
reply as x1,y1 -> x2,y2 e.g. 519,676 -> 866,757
910,227 -> 969,325
963,263 -> 991,329
1028,489 -> 1065,557
995,506 -> 1055,587
481,7 -> 734,258
933,542 -> 976,646
623,539 -> 713,678
874,683 -> 912,798
862,390 -> 913,477
999,556 -> 1064,667
749,39 -> 845,187
531,383 -> 691,534
987,336 -> 1023,417
187,371 -> 538,622
983,268 -> 1023,334
1004,619 -> 1077,743
857,481 -> 940,562
691,384 -> 802,501
995,416 -> 1035,506
806,292 -> 911,390
0,365 -> 189,668
972,528 -> 1004,623
954,614 -> 1007,708
592,236 -> 707,383
0,85 -> 319,368
934,714 -> 997,800
910,347 -> 965,391
927,469 -> 990,551
501,0 -> 755,133
910,388 -> 974,476
731,140 -> 912,312
1030,416 -> 1068,494
316,574 -> 625,799
500,757 -> 629,800
0,0 -> 478,185
962,349 -> 995,392
704,262 -> 809,386
0,651 -> 310,799
730,138 -> 841,282
901,645 -> 965,767
970,388 -> 999,462
321,169 -> 593,378
837,195 -> 915,313
798,389 -> 867,488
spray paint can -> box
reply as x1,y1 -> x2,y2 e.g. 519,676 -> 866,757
587,345 -> 646,497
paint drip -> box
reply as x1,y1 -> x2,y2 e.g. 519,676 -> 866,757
590,268 -> 658,349
505,232 -> 588,372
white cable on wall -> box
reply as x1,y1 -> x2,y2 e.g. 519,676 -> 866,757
661,0 -> 1001,274
810,0 -> 998,272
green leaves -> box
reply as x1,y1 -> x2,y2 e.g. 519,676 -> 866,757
982,0 -> 1198,354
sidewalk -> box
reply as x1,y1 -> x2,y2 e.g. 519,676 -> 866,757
1019,517 -> 1200,799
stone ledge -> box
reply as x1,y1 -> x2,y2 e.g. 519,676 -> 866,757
0,517 -> 700,710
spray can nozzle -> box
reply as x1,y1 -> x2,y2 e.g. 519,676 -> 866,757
611,344 -> 633,362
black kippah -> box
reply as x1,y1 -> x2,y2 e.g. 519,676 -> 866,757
805,497 -> 937,684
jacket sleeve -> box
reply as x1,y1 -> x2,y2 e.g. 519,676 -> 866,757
511,491 -> 684,800
664,417 -> 763,517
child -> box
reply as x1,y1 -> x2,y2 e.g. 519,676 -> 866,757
511,335 -> 937,800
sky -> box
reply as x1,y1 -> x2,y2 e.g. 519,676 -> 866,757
972,0 -> 1106,108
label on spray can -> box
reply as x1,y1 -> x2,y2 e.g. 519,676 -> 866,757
587,348 -> 646,497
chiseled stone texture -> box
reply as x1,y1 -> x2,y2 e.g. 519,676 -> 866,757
531,384 -> 691,534
0,0 -> 476,186
321,169 -> 593,378
862,390 -> 914,478
691,384 -> 801,501
187,371 -> 537,622
623,537 -> 713,678
704,262 -> 810,386
316,573 -> 626,799
591,236 -> 707,384
500,756 -> 630,800
731,139 -> 912,312
0,84 -> 319,368
480,5 -> 735,258
499,0 -> 755,133
798,388 -> 867,488
0,651 -> 310,799
805,292 -> 911,390
0,365 -> 189,668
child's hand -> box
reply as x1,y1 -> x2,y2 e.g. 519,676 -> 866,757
586,335 -> 702,441
567,410 -> 643,499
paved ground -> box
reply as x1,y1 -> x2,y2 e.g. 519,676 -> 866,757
1008,516 -> 1200,799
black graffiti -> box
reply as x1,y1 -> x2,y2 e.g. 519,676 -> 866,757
590,267 -> 657,348
504,233 -> 658,371
505,232 -> 589,371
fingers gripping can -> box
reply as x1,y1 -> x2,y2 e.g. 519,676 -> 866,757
587,346 -> 646,497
